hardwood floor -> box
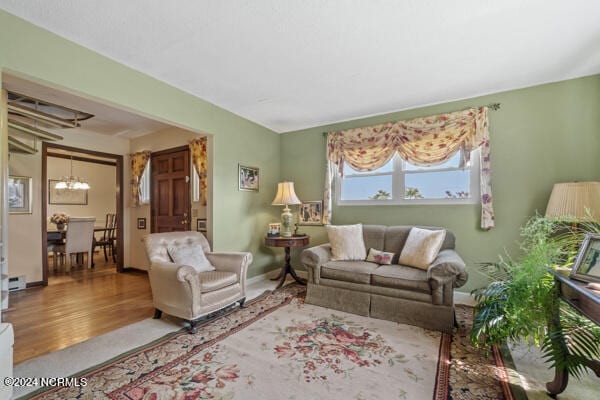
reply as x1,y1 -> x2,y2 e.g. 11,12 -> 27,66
3,254 -> 153,364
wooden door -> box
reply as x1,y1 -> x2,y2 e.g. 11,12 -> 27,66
151,147 -> 191,232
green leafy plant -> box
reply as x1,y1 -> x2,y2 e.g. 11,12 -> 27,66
470,215 -> 600,378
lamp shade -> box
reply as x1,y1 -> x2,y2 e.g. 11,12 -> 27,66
545,182 -> 600,221
272,181 -> 301,205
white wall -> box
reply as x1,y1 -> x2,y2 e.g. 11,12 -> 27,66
8,129 -> 129,284
128,126 -> 208,270
47,157 -> 116,225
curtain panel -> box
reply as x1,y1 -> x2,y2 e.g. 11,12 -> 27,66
323,107 -> 494,229
189,137 -> 208,206
130,150 -> 152,207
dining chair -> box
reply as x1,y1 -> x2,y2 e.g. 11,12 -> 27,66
94,213 -> 117,262
52,217 -> 96,272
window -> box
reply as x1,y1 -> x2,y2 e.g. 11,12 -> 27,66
192,166 -> 200,202
336,149 -> 480,205
139,160 -> 151,205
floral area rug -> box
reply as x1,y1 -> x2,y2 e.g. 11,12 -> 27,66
23,284 -> 512,400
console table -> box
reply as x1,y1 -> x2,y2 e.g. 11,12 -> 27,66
546,270 -> 600,396
264,235 -> 309,289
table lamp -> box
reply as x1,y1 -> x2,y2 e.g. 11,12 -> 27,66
272,181 -> 301,237
545,182 -> 600,221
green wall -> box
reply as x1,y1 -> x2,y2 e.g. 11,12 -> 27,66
281,75 -> 600,291
0,10 -> 281,277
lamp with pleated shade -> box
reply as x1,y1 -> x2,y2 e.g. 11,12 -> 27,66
272,182 -> 301,237
545,182 -> 600,221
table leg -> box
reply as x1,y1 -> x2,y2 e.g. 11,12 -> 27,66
275,246 -> 307,289
546,281 -> 569,396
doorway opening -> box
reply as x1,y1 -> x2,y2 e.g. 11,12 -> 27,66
42,143 -> 124,285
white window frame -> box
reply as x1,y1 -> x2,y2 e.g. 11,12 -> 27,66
335,148 -> 480,206
192,164 -> 200,203
139,159 -> 151,205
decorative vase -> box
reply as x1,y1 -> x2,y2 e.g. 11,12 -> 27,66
56,223 -> 65,231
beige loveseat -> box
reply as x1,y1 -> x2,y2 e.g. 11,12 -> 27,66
300,225 -> 467,332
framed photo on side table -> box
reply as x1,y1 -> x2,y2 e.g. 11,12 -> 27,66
298,201 -> 323,225
571,233 -> 600,283
8,176 -> 32,214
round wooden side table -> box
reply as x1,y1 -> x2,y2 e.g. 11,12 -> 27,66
264,235 -> 310,289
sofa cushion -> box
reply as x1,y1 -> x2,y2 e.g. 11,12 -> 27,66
321,261 -> 379,284
384,226 -> 455,263
398,228 -> 446,270
366,248 -> 394,265
326,224 -> 367,261
362,225 -> 386,254
371,265 -> 431,293
168,245 -> 215,272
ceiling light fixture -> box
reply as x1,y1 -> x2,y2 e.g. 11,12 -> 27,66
55,155 -> 90,190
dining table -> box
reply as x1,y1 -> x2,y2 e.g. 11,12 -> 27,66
47,225 -> 115,268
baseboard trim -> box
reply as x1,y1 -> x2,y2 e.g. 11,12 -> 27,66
26,281 -> 44,288
453,291 -> 476,306
247,269 -> 307,286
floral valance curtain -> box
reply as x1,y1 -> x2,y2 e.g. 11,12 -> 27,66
189,137 -> 208,206
324,107 -> 494,229
130,150 -> 151,207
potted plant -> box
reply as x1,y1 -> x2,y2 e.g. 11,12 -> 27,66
49,212 -> 69,230
470,215 -> 600,380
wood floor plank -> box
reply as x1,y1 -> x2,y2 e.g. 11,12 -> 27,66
2,256 -> 153,364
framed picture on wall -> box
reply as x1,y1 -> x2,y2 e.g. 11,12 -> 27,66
49,179 -> 88,205
8,176 -> 32,214
137,218 -> 147,230
197,218 -> 207,232
239,164 -> 259,191
298,200 -> 323,225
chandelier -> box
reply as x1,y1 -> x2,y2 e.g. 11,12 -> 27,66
54,155 -> 90,190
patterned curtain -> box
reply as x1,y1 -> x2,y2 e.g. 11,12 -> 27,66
189,137 -> 208,206
324,107 -> 494,229
130,150 -> 151,207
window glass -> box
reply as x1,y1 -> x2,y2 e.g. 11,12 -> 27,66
337,150 -> 478,204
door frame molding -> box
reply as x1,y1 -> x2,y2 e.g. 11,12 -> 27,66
41,142 -> 124,285
150,145 -> 191,233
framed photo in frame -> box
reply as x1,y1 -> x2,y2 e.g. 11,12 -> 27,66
197,218 -> 207,232
8,176 -> 32,214
137,218 -> 146,230
298,200 -> 324,225
49,179 -> 88,205
239,164 -> 259,191
570,233 -> 600,283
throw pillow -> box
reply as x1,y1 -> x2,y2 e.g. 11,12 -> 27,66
366,248 -> 394,265
167,246 -> 215,272
398,228 -> 446,270
326,224 -> 367,261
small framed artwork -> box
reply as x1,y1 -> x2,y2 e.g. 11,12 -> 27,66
298,200 -> 324,225
267,223 -> 281,237
8,176 -> 32,214
197,218 -> 207,232
239,164 -> 259,191
137,218 -> 146,230
49,179 -> 88,205
571,233 -> 600,283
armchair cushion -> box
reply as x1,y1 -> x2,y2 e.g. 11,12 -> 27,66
198,271 -> 238,292
168,246 -> 215,272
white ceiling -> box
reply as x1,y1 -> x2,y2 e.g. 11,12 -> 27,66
1,0 -> 599,133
